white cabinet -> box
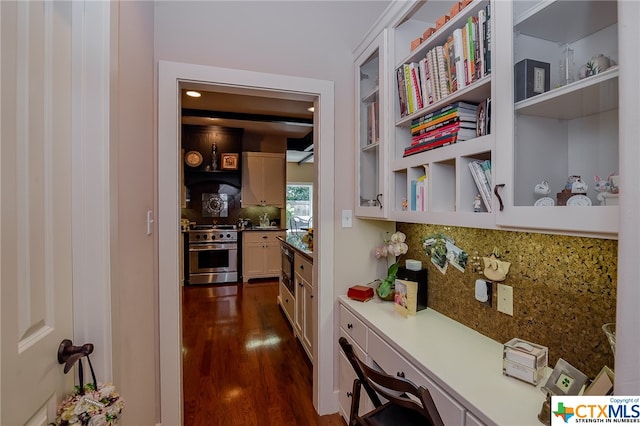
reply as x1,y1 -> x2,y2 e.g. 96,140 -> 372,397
241,152 -> 285,207
493,0 -> 619,237
367,330 -> 466,426
278,280 -> 295,326
294,253 -> 313,362
355,30 -> 389,218
338,305 -> 372,423
242,231 -> 284,280
358,0 -> 631,237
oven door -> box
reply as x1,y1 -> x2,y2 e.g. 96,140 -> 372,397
189,242 -> 238,274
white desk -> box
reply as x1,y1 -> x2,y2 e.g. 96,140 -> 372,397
338,295 -> 550,426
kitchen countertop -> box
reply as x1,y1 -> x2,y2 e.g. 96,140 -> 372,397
277,235 -> 312,261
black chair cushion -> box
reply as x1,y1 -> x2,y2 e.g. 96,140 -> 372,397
363,402 -> 431,426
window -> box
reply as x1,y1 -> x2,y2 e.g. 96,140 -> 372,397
286,184 -> 313,231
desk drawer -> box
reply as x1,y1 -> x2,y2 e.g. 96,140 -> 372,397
339,304 -> 368,350
368,331 -> 465,426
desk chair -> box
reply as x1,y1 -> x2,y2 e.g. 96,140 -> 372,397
339,337 -> 444,426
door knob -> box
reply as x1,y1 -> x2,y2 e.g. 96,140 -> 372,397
57,339 -> 94,373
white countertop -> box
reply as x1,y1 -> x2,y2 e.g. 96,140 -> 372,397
338,296 -> 550,426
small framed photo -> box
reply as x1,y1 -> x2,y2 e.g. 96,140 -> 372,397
584,366 -> 614,396
542,358 -> 589,396
220,153 -> 239,170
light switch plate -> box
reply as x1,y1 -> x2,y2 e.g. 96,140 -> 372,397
341,210 -> 353,228
497,283 -> 513,316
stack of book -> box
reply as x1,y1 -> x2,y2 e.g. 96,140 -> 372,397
468,159 -> 492,212
396,4 -> 491,118
404,101 -> 478,157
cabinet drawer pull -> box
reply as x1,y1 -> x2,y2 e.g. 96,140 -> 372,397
494,184 -> 505,211
262,236 -> 268,239
347,323 -> 353,329
347,391 -> 352,398
376,193 -> 383,209
300,264 -> 304,270
396,371 -> 405,378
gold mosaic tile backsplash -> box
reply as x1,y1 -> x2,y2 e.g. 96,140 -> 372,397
396,223 -> 617,378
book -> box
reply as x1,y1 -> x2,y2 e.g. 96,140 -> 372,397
411,101 -> 478,126
469,160 -> 492,212
396,67 -> 408,117
409,62 -> 424,110
404,135 -> 457,156
453,28 -> 466,89
477,7 -> 486,79
476,98 -> 488,137
411,109 -> 477,133
444,35 -> 457,93
418,57 -> 431,106
394,279 -> 419,317
403,64 -> 415,114
436,45 -> 450,98
427,48 -> 440,102
485,4 -> 491,75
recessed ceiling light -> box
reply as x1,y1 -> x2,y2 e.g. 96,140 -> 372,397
186,91 -> 201,98
307,106 -> 315,112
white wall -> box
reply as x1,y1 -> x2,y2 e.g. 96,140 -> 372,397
154,0 -> 391,289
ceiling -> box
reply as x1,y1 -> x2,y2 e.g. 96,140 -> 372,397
180,87 -> 315,163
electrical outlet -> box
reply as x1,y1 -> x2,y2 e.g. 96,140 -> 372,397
497,283 -> 513,316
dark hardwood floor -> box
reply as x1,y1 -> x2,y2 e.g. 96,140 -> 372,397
182,280 -> 345,426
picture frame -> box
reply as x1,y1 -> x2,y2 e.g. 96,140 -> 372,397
542,358 -> 589,396
584,366 -> 614,396
220,153 -> 239,170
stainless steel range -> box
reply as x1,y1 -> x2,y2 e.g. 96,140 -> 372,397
187,224 -> 238,284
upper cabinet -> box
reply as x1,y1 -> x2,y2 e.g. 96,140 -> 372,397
494,0 -> 619,237
355,31 -> 389,219
241,152 -> 285,207
387,0 -> 495,229
354,0 -> 625,238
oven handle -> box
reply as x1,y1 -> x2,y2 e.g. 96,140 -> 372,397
189,243 -> 237,251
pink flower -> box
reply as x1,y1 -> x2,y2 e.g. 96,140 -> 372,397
374,245 -> 388,259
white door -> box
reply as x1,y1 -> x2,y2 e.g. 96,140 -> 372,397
1,1 -> 75,424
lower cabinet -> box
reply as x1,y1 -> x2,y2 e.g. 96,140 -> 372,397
338,300 -> 485,426
242,231 -> 284,280
278,280 -> 294,325
293,253 -> 314,362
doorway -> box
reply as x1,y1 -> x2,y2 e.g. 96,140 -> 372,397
158,61 -> 335,425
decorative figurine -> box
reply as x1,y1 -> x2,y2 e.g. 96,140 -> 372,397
211,143 -> 218,171
534,180 -> 550,196
473,194 -> 482,212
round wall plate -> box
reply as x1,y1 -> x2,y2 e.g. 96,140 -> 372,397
567,194 -> 592,206
534,197 -> 555,207
185,150 -> 203,167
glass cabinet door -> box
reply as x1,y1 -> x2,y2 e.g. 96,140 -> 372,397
495,0 -> 619,237
355,31 -> 388,219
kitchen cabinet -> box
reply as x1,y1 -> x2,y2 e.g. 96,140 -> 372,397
242,230 -> 284,280
241,152 -> 285,207
493,0 -> 619,237
355,30 -> 389,219
293,252 -> 313,362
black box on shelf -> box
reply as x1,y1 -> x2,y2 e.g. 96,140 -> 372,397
396,267 -> 428,311
514,59 -> 550,102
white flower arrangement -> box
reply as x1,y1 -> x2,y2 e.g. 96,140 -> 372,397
52,382 -> 124,426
